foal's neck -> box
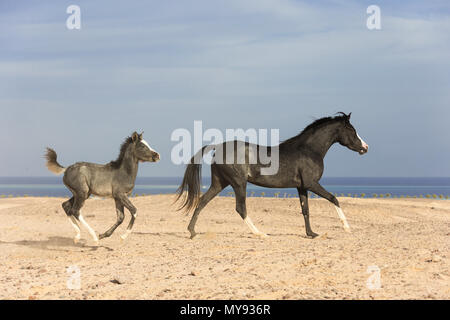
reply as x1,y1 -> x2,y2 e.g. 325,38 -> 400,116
120,146 -> 139,181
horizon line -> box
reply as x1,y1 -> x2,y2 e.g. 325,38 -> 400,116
1,176 -> 449,179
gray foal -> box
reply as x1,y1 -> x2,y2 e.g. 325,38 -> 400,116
45,132 -> 160,244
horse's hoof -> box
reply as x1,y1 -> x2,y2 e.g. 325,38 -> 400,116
258,233 -> 269,238
73,237 -> 80,244
344,227 -> 352,233
307,232 -> 319,239
93,239 -> 99,246
189,232 -> 197,239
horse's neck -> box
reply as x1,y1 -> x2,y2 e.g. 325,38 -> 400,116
298,123 -> 339,158
119,148 -> 139,181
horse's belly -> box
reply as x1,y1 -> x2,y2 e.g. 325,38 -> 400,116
248,175 -> 299,188
247,161 -> 301,188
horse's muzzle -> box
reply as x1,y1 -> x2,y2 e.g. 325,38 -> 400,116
359,145 -> 369,155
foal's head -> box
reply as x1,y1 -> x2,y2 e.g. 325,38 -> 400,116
335,113 -> 369,155
131,132 -> 160,162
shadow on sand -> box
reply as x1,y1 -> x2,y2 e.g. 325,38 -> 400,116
0,236 -> 113,252
133,231 -> 321,240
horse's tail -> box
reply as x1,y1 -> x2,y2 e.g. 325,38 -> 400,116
45,147 -> 66,175
175,145 -> 210,213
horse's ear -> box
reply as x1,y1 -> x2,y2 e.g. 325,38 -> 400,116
348,112 -> 352,120
131,132 -> 139,142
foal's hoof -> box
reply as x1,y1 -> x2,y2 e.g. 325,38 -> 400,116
306,232 -> 319,239
344,226 -> 352,233
73,237 -> 80,244
120,230 -> 132,241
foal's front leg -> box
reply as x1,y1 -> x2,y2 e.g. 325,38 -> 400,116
116,194 -> 137,240
99,199 -> 125,239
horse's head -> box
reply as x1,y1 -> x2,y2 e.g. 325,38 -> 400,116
131,132 -> 160,162
336,113 -> 369,155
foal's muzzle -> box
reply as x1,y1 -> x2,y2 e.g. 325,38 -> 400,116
152,153 -> 161,162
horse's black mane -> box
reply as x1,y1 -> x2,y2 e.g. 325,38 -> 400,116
108,136 -> 134,168
281,113 -> 349,147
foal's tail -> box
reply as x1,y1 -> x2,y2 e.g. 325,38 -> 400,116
175,145 -> 209,213
45,147 -> 66,175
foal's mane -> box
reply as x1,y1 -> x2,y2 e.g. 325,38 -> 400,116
108,136 -> 134,168
280,113 -> 349,147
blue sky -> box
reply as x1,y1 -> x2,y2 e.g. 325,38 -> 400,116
0,0 -> 449,177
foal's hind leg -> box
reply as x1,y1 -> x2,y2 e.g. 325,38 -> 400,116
62,197 -> 81,243
70,194 -> 99,245
99,199 -> 125,239
232,185 -> 267,238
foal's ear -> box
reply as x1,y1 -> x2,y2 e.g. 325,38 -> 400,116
131,132 -> 139,142
139,131 -> 144,140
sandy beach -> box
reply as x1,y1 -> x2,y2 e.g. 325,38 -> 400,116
0,195 -> 448,300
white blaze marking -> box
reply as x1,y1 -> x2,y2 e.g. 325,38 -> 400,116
69,217 -> 81,242
357,133 -> 368,149
141,139 -> 156,152
244,216 -> 268,238
334,206 -> 351,232
78,213 -> 99,244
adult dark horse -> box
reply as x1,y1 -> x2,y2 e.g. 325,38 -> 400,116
176,113 -> 368,239
45,132 -> 160,244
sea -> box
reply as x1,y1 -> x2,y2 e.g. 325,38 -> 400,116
0,177 -> 449,199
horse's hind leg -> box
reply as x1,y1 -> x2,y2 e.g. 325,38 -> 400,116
308,182 -> 351,232
70,194 -> 99,245
62,197 -> 81,243
232,184 -> 267,238
187,174 -> 228,239
99,199 -> 125,239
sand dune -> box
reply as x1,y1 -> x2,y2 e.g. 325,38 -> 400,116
0,195 -> 448,300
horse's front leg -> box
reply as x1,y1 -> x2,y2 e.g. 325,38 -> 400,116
99,199 -> 125,239
116,194 -> 137,240
297,187 -> 318,238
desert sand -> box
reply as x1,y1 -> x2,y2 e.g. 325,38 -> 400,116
0,195 -> 448,300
